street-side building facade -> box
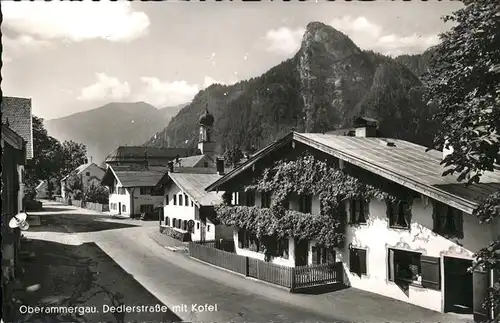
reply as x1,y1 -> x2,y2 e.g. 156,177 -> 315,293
155,161 -> 233,242
206,120 -> 500,319
101,165 -> 166,217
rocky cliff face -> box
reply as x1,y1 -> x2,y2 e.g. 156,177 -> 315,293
145,21 -> 437,151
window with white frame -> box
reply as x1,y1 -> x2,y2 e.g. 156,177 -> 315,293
349,247 -> 367,276
238,229 -> 261,252
386,200 -> 411,229
388,249 -> 422,284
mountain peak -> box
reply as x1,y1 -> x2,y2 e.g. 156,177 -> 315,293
300,21 -> 360,57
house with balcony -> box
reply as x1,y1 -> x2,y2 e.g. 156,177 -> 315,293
101,164 -> 166,217
1,96 -> 33,311
154,158 -> 233,242
61,161 -> 105,199
205,117 -> 500,320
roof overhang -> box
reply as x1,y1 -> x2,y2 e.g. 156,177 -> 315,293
1,124 -> 24,151
206,131 -> 482,214
101,166 -> 122,187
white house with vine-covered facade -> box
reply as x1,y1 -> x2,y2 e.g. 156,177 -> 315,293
206,119 -> 500,321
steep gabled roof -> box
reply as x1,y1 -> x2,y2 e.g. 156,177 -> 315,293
1,96 -> 33,159
61,163 -> 104,181
169,172 -> 223,207
174,154 -> 215,168
206,132 -> 500,215
101,165 -> 168,188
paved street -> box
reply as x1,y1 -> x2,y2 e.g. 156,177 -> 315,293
23,201 -> 472,323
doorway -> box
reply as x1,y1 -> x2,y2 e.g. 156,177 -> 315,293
118,202 -> 122,215
294,239 -> 308,266
444,256 -> 473,314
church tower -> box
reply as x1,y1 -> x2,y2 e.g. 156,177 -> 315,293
198,104 -> 216,158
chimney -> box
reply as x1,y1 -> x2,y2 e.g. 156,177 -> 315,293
90,156 -> 93,163
216,158 -> 225,175
167,161 -> 174,173
354,117 -> 378,138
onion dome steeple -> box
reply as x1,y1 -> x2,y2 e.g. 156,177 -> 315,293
199,103 -> 214,127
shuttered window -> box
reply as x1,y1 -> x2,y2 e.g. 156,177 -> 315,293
277,238 -> 289,259
388,249 -> 421,284
299,194 -> 312,213
387,200 -> 411,229
349,247 -> 367,276
350,199 -> 368,224
261,192 -> 271,208
420,255 -> 441,290
245,191 -> 255,206
238,229 -> 260,252
312,245 -> 336,265
433,202 -> 464,238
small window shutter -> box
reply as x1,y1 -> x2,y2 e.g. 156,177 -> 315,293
362,200 -> 369,222
386,200 -> 393,224
420,255 -> 441,290
388,249 -> 395,281
403,201 -> 412,226
359,249 -> 367,275
454,211 -> 464,238
473,268 -> 490,322
349,249 -> 356,272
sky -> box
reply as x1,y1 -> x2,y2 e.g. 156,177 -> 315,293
1,1 -> 463,120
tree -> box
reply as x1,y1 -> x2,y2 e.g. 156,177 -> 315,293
24,116 -> 87,199
24,116 -> 63,197
423,0 -> 500,321
223,146 -> 244,168
59,140 -> 88,177
85,184 -> 109,204
64,174 -> 83,201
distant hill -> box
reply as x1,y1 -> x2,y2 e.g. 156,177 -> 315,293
144,21 -> 438,152
45,102 -> 185,164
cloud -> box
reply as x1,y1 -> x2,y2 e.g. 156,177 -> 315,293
3,34 -> 52,53
2,34 -> 53,62
2,1 -> 149,42
135,77 -> 201,107
329,16 -> 439,56
264,27 -> 305,56
77,73 -> 131,101
264,17 -> 439,57
134,76 -> 230,107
